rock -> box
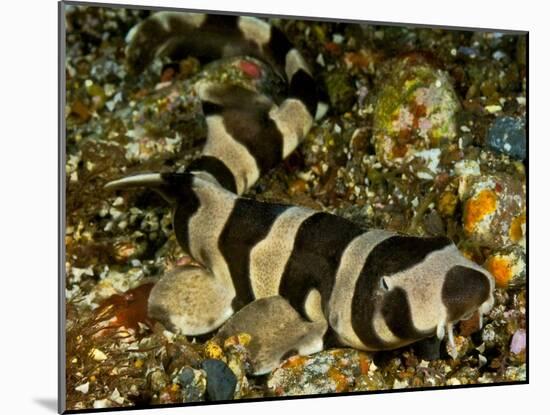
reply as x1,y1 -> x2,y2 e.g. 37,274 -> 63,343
352,370 -> 388,391
90,348 -> 107,362
423,210 -> 445,236
70,100 -> 92,122
445,335 -> 472,360
267,349 -> 371,396
75,382 -> 90,394
224,349 -> 250,399
485,245 -> 526,289
109,388 -> 125,405
149,368 -> 169,393
163,341 -> 204,375
92,268 -> 148,302
323,70 -> 356,113
204,333 -> 252,399
457,46 -> 480,60
202,359 -> 238,401
288,178 -> 309,195
178,367 -> 195,384
454,159 -> 481,177
486,116 -> 526,160
112,238 -> 148,263
222,333 -> 253,398
510,329 -> 526,355
504,364 -> 527,381
372,53 -> 460,166
452,366 -> 480,385
174,366 -> 207,402
157,384 -> 183,404
459,172 -> 526,249
437,190 -> 459,218
481,322 -> 508,351
93,399 -> 111,409
204,339 -> 225,361
459,311 -> 482,337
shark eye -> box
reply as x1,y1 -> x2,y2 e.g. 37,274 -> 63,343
380,276 -> 390,291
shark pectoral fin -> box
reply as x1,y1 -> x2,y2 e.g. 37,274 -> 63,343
217,296 -> 327,375
148,265 -> 234,336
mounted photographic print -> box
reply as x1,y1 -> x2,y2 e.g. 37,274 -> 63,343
59,1 -> 528,412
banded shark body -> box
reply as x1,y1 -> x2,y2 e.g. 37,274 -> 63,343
106,12 -> 495,375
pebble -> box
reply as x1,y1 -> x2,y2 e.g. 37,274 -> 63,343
149,369 -> 169,393
90,348 -> 107,362
452,366 -> 480,384
459,172 -> 526,249
485,105 -> 502,114
445,335 -> 472,360
221,333 -> 252,398
204,339 -> 225,361
372,53 -> 460,166
93,399 -> 110,409
202,359 -> 237,401
486,116 -> 526,160
75,382 -> 90,394
504,364 -> 526,381
481,323 -> 508,350
267,349 -> 371,396
510,329 -> 526,355
484,245 -> 526,289
174,366 -> 207,402
109,388 -> 124,405
112,238 -> 148,263
437,191 -> 458,218
323,71 -> 356,113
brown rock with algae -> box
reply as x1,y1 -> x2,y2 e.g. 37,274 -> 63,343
372,53 -> 461,167
267,349 -> 371,396
459,171 -> 526,249
485,245 -> 526,289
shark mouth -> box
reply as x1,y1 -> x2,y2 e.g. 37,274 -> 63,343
436,319 -> 458,359
437,300 -> 493,360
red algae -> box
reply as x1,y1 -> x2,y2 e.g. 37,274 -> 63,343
93,283 -> 155,334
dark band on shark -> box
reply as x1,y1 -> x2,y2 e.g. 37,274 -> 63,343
289,69 -> 318,116
186,156 -> 237,193
381,287 -> 431,341
127,12 -> 318,115
442,265 -> 491,322
126,12 -> 318,194
218,198 -> 292,310
165,173 -> 201,252
201,104 -> 284,176
278,212 -> 364,319
266,26 -> 293,70
202,14 -> 239,31
127,13 -> 252,72
351,235 -> 452,348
